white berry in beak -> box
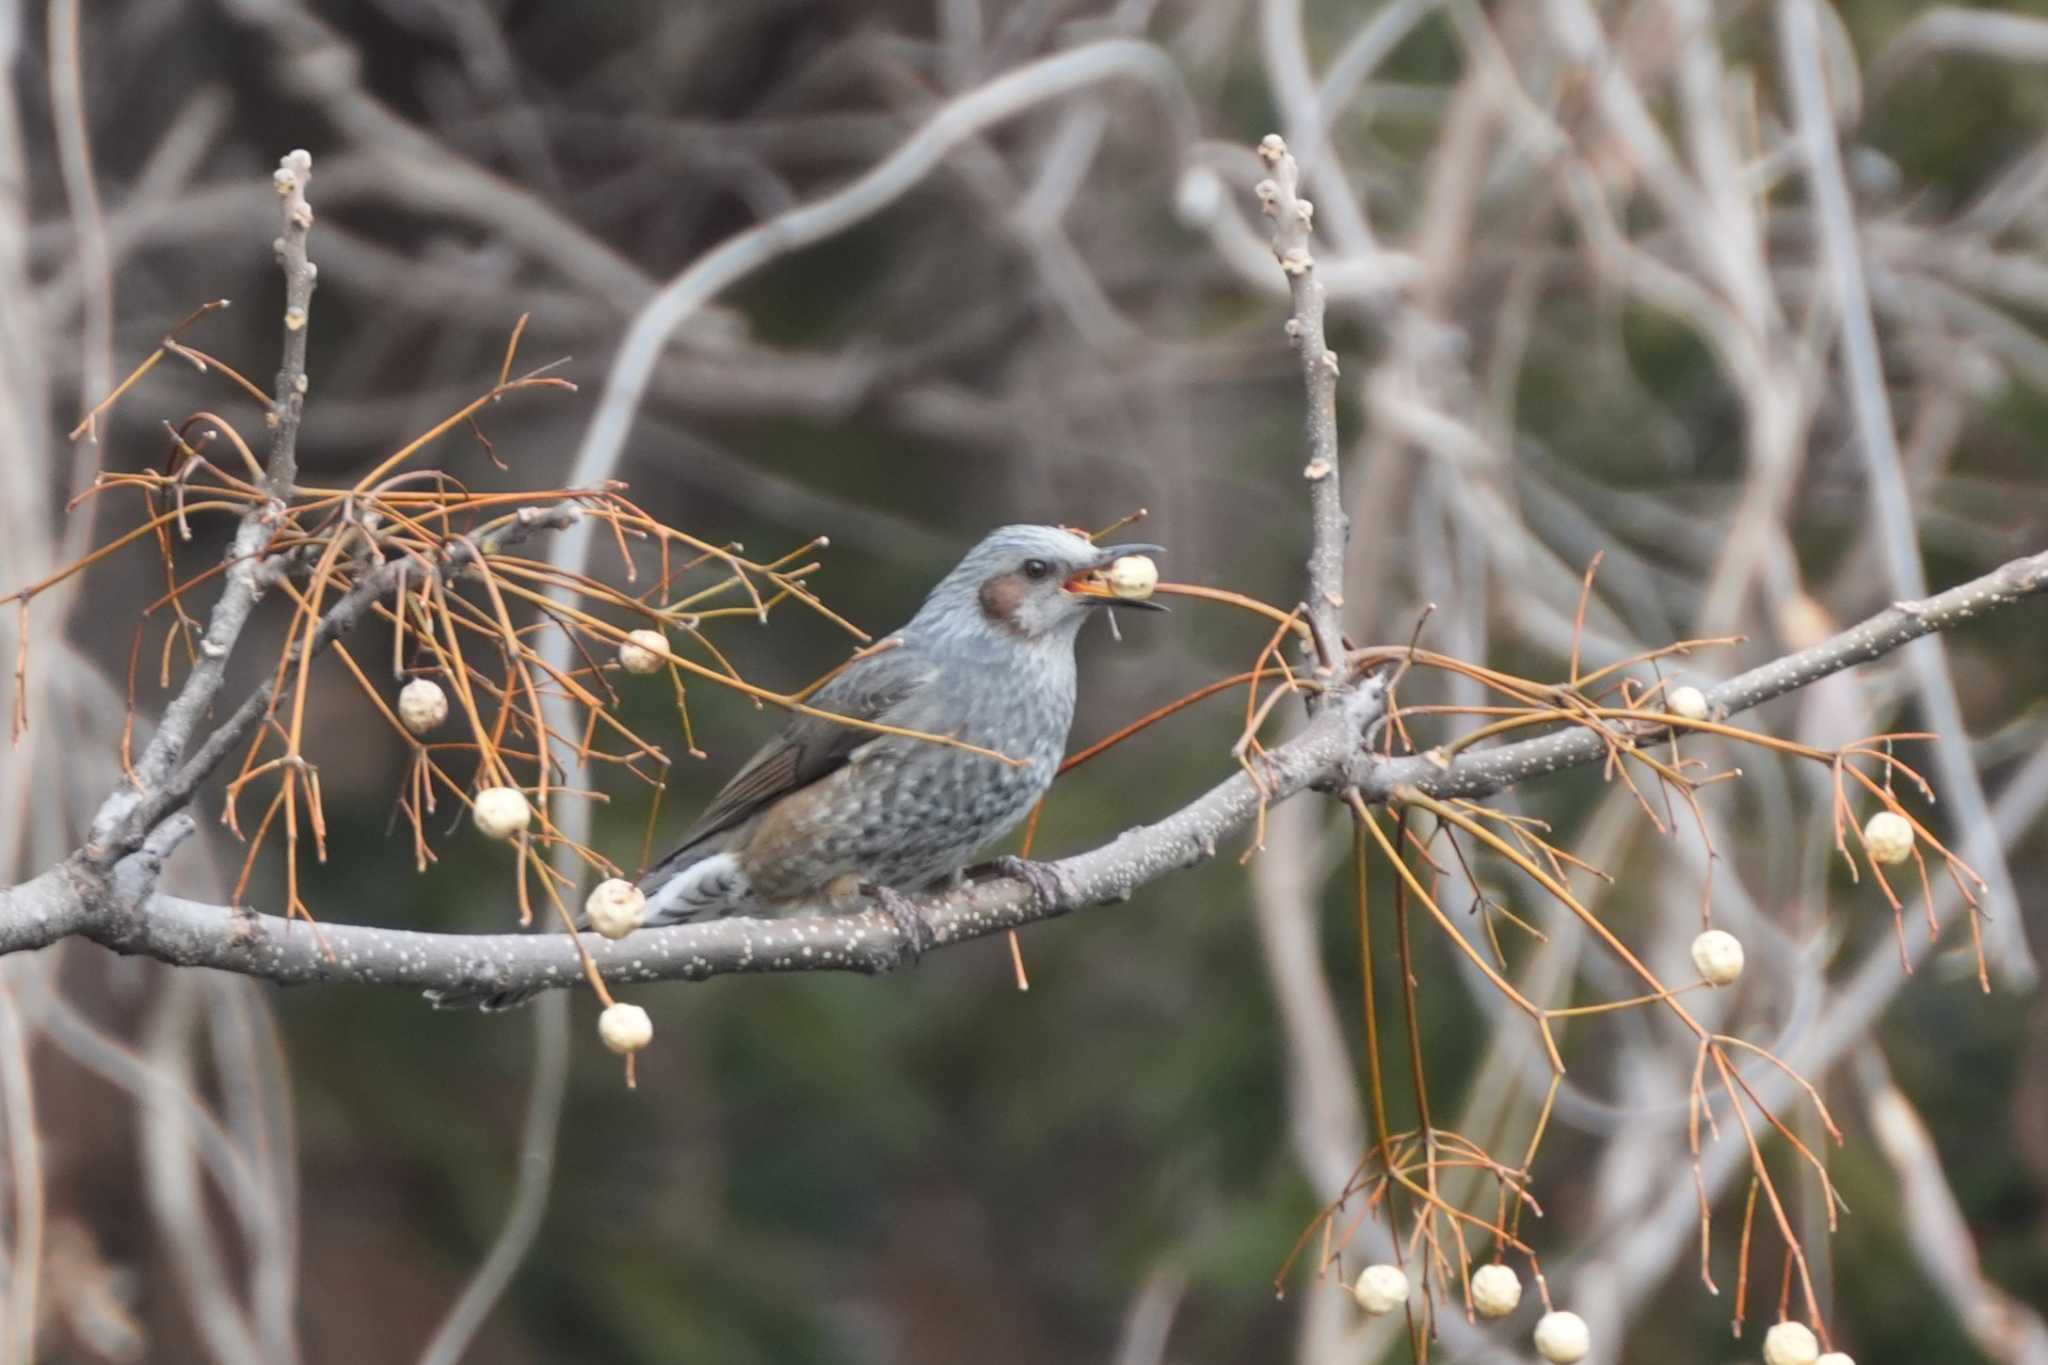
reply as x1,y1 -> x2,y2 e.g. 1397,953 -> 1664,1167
1106,555 -> 1159,601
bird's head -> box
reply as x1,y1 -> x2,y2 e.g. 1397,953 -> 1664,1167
911,524 -> 1165,650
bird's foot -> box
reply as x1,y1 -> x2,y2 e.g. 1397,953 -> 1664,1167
982,855 -> 1069,912
861,882 -> 935,967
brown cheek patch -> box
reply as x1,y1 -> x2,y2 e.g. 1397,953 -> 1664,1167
978,572 -> 1029,634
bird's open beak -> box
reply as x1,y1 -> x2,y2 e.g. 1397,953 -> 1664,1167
1064,543 -> 1169,611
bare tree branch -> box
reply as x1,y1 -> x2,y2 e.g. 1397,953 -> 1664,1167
6,546 -> 2042,999
1360,546 -> 2048,803
84,149 -> 319,862
1254,135 -> 1349,672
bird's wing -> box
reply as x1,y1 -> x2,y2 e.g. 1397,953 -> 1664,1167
660,643 -> 939,859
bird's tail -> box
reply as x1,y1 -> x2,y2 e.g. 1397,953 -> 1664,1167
423,851 -> 748,1011
639,850 -> 748,925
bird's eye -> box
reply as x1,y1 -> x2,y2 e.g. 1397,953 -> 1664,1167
1021,558 -> 1053,581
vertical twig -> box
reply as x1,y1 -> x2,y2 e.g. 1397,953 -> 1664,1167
1255,135 -> 1348,676
264,149 -> 317,498
108,149 -> 319,823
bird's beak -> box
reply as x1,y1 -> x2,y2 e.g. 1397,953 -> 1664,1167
1064,543 -> 1169,611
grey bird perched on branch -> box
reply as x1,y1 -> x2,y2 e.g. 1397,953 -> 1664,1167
438,524 -> 1162,1010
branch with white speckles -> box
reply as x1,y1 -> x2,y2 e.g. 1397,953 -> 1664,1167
1,546 -> 2041,1000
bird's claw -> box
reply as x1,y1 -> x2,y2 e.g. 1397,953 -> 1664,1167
988,855 -> 1067,911
862,882 -> 935,967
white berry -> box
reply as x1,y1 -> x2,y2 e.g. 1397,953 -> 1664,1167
1764,1321 -> 1820,1365
1691,929 -> 1746,987
1667,685 -> 1709,721
396,678 -> 449,735
1534,1310 -> 1590,1363
471,786 -> 531,840
617,628 -> 671,674
1862,810 -> 1915,865
1816,1354 -> 1855,1365
1351,1263 -> 1408,1316
584,878 -> 647,940
598,1002 -> 652,1054
1469,1263 -> 1521,1317
1106,555 -> 1158,601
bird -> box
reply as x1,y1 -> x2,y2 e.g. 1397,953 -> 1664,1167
434,523 -> 1163,1009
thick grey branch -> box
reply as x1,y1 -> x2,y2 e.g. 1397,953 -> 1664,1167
6,542 -> 2046,1000
1,680 -> 1385,994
